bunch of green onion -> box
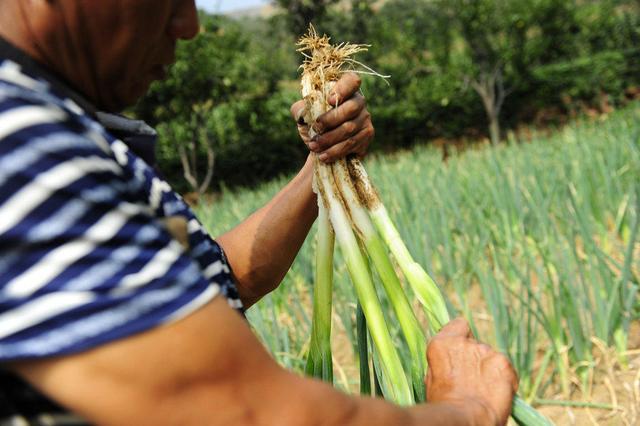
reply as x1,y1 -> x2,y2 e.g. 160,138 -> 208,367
299,28 -> 551,425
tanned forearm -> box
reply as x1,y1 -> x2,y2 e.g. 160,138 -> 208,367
216,155 -> 318,307
14,297 -> 478,426
277,370 -> 475,426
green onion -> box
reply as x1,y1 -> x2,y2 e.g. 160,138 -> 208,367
333,160 -> 426,401
305,199 -> 334,382
299,26 -> 552,424
347,158 -> 449,330
346,157 -> 553,424
314,157 -> 414,405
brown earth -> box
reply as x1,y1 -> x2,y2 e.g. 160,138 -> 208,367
537,345 -> 640,425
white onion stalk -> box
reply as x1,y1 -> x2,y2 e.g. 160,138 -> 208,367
314,156 -> 414,405
301,63 -> 414,404
305,198 -> 334,382
333,160 -> 426,400
347,158 -> 449,329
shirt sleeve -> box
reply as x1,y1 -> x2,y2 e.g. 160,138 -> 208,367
0,96 -> 229,362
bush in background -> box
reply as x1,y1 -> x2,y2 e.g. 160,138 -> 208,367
133,0 -> 640,192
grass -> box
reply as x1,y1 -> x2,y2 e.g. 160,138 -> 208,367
196,103 -> 640,420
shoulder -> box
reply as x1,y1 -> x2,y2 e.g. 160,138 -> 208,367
0,87 -> 124,221
0,61 -> 114,165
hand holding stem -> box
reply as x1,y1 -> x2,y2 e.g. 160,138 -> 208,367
425,318 -> 519,426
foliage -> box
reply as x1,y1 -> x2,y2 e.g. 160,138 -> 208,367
274,0 -> 341,37
350,0 -> 473,146
132,1 -> 640,191
533,50 -> 629,106
133,14 -> 306,191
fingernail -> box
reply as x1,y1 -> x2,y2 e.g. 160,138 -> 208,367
311,134 -> 320,142
309,142 -> 319,151
319,153 -> 329,162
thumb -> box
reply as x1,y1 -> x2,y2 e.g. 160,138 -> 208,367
436,318 -> 473,339
290,100 -> 307,125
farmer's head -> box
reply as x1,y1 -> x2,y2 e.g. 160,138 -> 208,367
0,0 -> 199,111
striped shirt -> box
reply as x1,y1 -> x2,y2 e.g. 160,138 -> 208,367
0,38 -> 243,423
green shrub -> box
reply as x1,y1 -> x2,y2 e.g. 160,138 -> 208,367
533,50 -> 629,105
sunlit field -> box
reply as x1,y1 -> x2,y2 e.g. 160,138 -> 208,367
197,104 -> 640,425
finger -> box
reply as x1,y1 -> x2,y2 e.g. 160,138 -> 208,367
327,72 -> 362,106
298,125 -> 311,145
477,342 -> 492,355
310,112 -> 368,152
314,93 -> 366,134
424,367 -> 433,393
318,127 -> 373,163
436,317 -> 472,339
290,100 -> 306,125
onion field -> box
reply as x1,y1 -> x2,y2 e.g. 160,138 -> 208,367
197,103 -> 640,425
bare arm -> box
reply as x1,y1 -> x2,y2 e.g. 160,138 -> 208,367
216,73 -> 374,308
10,299 -> 492,426
216,156 -> 317,308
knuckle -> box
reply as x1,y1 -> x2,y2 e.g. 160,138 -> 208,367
337,141 -> 350,157
477,343 -> 492,355
320,138 -> 335,150
319,137 -> 335,149
314,119 -> 326,133
365,126 -> 375,139
492,354 -> 513,371
452,335 -> 468,346
320,153 -> 333,163
427,336 -> 447,353
344,121 -> 357,134
347,100 -> 360,115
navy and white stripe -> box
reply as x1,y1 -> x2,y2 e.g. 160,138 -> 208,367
0,58 -> 243,362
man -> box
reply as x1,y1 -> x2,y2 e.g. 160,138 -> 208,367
0,1 -> 518,425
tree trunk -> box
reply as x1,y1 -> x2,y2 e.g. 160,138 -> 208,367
488,110 -> 501,146
178,143 -> 198,193
197,143 -> 215,197
470,66 -> 507,145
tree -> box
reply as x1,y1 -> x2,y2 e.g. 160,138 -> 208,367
361,0 -> 463,146
134,14 -> 266,196
447,0 -> 521,145
274,0 -> 340,37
